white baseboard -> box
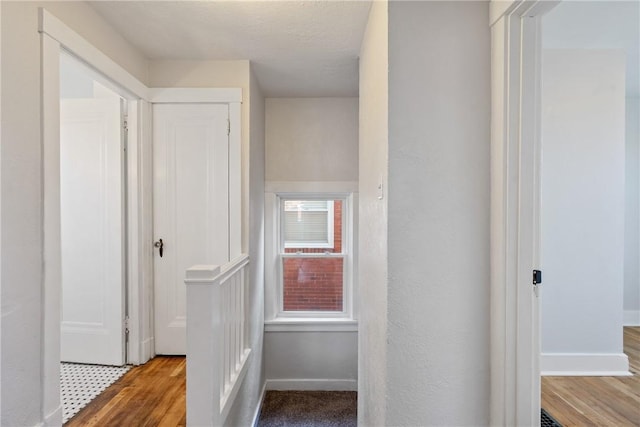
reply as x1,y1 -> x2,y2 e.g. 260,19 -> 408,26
624,310 -> 640,326
265,379 -> 357,391
43,404 -> 62,426
251,382 -> 267,427
541,352 -> 631,376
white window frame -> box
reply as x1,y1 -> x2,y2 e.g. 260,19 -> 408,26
278,195 -> 346,317
282,200 -> 334,249
264,182 -> 358,331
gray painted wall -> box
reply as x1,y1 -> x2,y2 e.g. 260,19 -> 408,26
386,2 -> 491,424
541,50 -> 626,356
357,0 -> 389,424
358,1 -> 491,425
265,97 -> 358,182
264,97 -> 359,386
226,65 -> 267,427
625,96 -> 640,323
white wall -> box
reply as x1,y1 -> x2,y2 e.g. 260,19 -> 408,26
359,1 -> 491,425
0,0 -> 3,417
540,0 -> 640,329
625,96 -> 640,325
386,1 -> 490,424
226,65 -> 266,427
265,332 -> 357,390
541,49 -> 628,374
263,97 -> 359,387
265,98 -> 358,182
357,0 -> 389,424
1,3 -> 148,425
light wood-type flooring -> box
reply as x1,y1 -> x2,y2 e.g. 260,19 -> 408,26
65,356 -> 186,426
542,327 -> 640,426
67,328 -> 640,426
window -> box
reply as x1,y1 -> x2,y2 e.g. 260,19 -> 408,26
280,198 -> 344,313
264,187 -> 357,329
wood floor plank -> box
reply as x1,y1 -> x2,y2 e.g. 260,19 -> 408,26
542,327 -> 640,427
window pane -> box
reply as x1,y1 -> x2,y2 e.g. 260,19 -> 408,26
283,199 -> 342,252
284,211 -> 328,243
283,257 -> 344,311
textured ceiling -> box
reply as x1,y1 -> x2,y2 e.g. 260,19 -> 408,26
89,1 -> 372,97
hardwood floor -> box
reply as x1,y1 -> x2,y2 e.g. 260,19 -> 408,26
67,329 -> 640,426
65,356 -> 186,426
542,327 -> 640,427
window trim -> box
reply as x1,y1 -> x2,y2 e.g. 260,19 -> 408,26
264,186 -> 358,326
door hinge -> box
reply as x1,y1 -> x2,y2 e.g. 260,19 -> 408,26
124,316 -> 130,335
123,115 -> 129,132
533,269 -> 542,285
227,119 -> 231,136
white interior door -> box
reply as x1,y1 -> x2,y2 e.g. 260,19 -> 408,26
60,97 -> 125,366
153,104 -> 230,355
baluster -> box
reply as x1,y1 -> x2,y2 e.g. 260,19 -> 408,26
236,273 -> 241,365
231,274 -> 237,369
230,274 -> 237,376
241,268 -> 246,352
223,281 -> 230,392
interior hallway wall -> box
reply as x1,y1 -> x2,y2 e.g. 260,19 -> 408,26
0,0 -> 3,417
266,97 -> 358,182
359,1 -> 491,425
625,96 -> 640,325
386,1 -> 490,424
1,2 -> 148,425
226,64 -> 266,426
264,97 -> 359,388
540,0 -> 640,331
541,49 -> 627,374
357,0 -> 389,423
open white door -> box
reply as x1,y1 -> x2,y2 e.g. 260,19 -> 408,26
60,97 -> 126,366
153,103 -> 230,355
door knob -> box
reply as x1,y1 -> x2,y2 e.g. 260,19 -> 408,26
154,239 -> 164,257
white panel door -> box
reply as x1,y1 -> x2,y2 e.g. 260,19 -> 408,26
60,98 -> 125,366
153,104 -> 230,355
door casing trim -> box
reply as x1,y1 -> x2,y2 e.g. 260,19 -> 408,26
489,1 -> 559,425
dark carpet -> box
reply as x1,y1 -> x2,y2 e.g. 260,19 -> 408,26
257,391 -> 357,427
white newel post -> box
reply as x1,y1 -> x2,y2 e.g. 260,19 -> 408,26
185,265 -> 222,427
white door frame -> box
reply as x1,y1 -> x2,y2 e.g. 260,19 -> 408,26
489,1 -> 559,425
39,8 -> 152,425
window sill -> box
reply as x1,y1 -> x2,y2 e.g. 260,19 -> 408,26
264,318 -> 358,332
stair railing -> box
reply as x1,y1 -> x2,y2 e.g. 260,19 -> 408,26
184,254 -> 251,426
